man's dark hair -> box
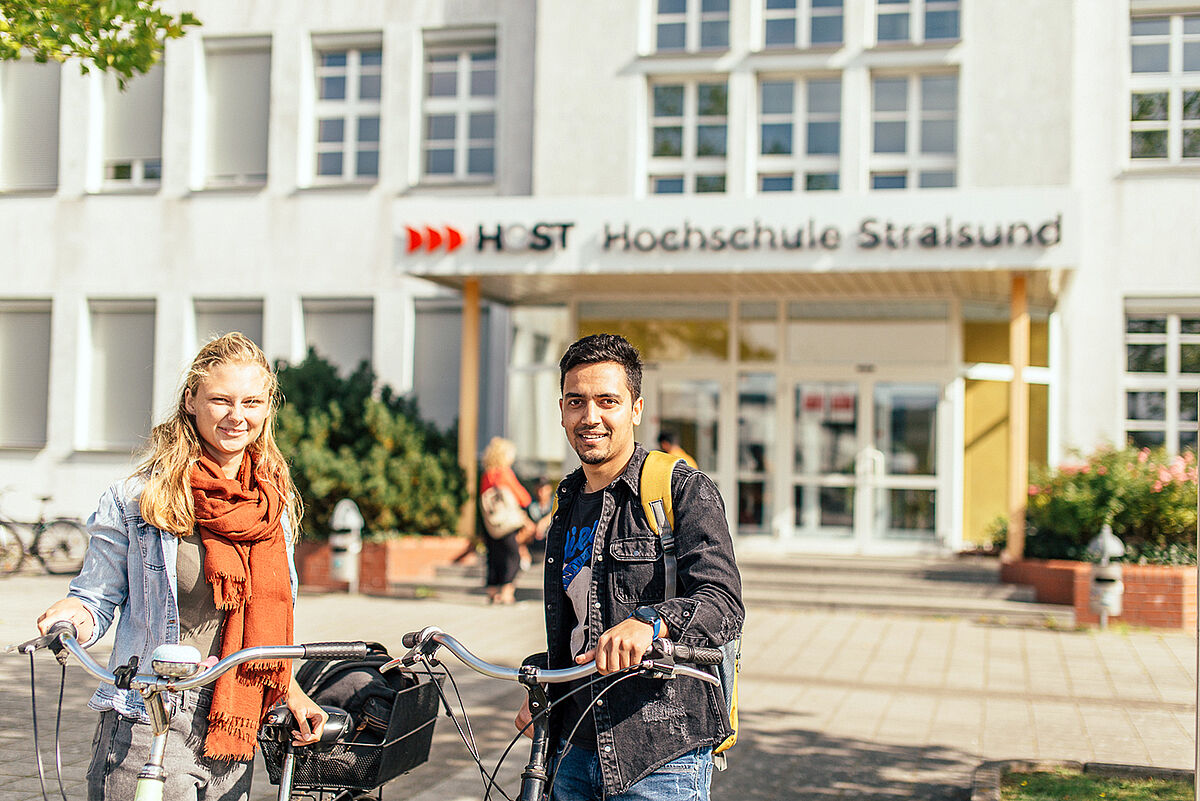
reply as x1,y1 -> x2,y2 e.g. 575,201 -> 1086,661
559,333 -> 643,400
658,430 -> 677,447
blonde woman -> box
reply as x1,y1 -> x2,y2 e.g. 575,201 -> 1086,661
479,436 -> 534,605
36,333 -> 325,801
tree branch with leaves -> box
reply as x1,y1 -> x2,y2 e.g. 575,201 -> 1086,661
0,0 -> 199,87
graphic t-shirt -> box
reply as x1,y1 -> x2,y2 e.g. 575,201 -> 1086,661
561,488 -> 603,748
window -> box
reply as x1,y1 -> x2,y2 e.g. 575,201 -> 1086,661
870,73 -> 957,189
758,76 -> 841,191
1129,14 -> 1200,163
313,43 -> 381,182
0,301 -> 51,448
876,0 -> 959,44
0,59 -> 60,191
103,63 -> 164,188
194,299 -> 264,348
86,300 -> 155,450
649,79 -> 728,194
205,40 -> 270,186
302,299 -> 373,374
422,46 -> 497,181
655,0 -> 730,52
1124,308 -> 1200,454
764,0 -> 844,49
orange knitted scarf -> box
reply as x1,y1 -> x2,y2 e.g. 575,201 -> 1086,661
191,452 -> 292,760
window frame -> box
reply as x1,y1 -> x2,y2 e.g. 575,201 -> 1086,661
756,73 -> 842,192
1123,307 -> 1200,455
101,62 -> 164,191
1128,13 -> 1200,165
869,71 -> 958,190
762,0 -> 845,50
421,43 -> 498,184
647,77 -> 729,195
874,0 -> 960,46
311,40 -> 383,185
653,0 -> 732,54
202,37 -> 272,189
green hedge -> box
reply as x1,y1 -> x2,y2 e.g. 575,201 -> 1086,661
275,351 -> 466,537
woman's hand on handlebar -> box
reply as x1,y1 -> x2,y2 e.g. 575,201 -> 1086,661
575,616 -> 671,676
36,598 -> 95,644
285,676 -> 328,746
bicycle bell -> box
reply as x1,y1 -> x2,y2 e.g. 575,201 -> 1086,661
150,643 -> 203,678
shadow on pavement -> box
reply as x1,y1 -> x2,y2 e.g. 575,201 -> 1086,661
714,709 -> 974,801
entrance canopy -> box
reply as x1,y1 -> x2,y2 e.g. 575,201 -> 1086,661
396,190 -> 1077,305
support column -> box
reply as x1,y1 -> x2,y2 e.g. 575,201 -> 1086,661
457,279 -> 481,537
1004,273 -> 1030,562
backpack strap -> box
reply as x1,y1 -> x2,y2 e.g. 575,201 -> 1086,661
640,450 -> 683,601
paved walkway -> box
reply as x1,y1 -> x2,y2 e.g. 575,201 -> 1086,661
0,573 -> 1195,800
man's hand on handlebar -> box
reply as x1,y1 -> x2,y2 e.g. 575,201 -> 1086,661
285,676 -> 328,746
575,616 -> 671,675
36,598 -> 95,644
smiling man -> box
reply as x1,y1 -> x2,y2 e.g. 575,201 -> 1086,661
517,333 -> 744,801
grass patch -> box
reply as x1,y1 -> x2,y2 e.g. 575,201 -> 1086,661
1003,770 -> 1193,801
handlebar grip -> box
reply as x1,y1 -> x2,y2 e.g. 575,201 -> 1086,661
47,620 -> 78,639
9,620 -> 79,655
300,641 -> 369,661
651,639 -> 723,666
402,631 -> 420,649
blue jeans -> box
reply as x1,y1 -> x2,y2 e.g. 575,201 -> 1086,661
550,743 -> 713,801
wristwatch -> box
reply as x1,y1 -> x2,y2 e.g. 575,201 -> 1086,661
632,605 -> 664,639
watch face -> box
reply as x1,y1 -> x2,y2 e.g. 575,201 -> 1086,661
634,605 -> 658,624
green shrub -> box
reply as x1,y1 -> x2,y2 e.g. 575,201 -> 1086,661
1010,445 -> 1198,564
275,350 -> 466,537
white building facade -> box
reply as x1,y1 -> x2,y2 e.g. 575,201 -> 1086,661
1,0 -> 1197,555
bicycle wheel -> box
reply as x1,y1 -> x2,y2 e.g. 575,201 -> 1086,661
34,519 -> 89,575
0,522 -> 25,575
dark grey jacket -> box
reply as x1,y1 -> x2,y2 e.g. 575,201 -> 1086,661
542,444 -> 744,795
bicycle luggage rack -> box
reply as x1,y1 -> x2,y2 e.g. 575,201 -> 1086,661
259,665 -> 445,792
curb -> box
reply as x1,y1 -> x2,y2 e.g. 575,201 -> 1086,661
971,759 -> 1195,801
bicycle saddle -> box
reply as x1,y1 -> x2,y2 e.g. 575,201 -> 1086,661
260,705 -> 352,749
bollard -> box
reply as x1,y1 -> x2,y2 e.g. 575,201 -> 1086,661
1086,523 -> 1126,629
329,498 -> 364,594
1089,563 -> 1124,626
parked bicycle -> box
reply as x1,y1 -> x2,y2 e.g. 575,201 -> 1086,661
0,492 -> 89,576
12,623 -> 721,801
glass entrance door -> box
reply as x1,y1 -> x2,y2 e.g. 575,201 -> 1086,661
782,377 -> 943,548
640,370 -> 724,485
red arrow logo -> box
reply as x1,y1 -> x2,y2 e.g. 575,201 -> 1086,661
404,225 -> 465,253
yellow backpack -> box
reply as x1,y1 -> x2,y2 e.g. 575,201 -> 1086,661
639,450 -> 741,770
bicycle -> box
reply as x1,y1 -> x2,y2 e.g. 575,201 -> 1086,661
12,622 -> 722,801
12,623 -> 421,801
0,492 -> 90,576
380,625 -> 723,801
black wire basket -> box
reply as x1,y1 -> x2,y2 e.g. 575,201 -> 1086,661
260,668 -> 445,791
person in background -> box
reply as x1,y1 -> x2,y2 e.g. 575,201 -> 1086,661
479,436 -> 535,605
657,429 -> 698,468
517,333 -> 743,801
35,332 -> 325,801
526,475 -> 555,552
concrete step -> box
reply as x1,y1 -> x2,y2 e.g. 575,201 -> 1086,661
381,554 -> 1073,627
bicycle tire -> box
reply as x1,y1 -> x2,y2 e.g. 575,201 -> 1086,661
0,521 -> 25,575
34,519 -> 89,575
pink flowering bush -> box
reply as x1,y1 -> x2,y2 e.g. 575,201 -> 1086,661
1019,446 -> 1197,564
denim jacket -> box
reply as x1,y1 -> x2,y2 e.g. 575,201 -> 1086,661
542,444 -> 744,796
66,477 -> 297,722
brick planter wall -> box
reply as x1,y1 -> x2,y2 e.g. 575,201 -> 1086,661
358,536 -> 472,596
294,540 -> 349,593
1002,558 -> 1197,629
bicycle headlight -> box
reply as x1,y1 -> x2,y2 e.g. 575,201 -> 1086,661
150,643 -> 203,678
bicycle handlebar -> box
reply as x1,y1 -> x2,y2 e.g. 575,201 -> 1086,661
393,626 -> 720,686
9,621 -> 372,692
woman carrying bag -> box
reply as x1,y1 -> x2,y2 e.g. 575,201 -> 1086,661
478,437 -> 534,605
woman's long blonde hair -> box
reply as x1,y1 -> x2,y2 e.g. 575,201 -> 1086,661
136,333 -> 302,535
482,436 -> 516,472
